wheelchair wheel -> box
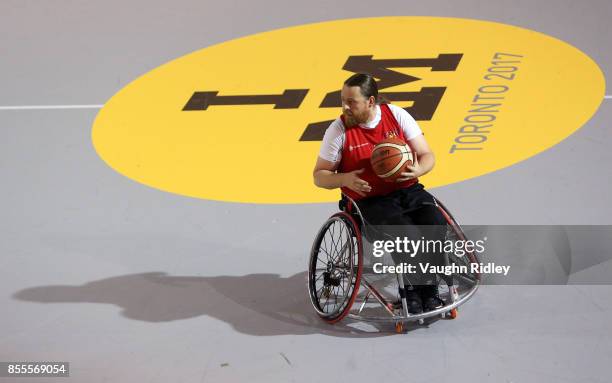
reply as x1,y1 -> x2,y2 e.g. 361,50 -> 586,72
432,198 -> 481,321
436,199 -> 481,282
308,212 -> 363,324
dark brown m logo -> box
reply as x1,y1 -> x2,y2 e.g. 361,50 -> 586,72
299,53 -> 463,141
182,53 -> 462,141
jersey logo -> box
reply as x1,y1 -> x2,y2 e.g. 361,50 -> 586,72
384,130 -> 399,139
349,143 -> 370,151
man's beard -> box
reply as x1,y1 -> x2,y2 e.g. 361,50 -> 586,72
343,110 -> 369,126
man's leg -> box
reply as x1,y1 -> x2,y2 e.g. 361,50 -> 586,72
382,214 -> 426,314
404,203 -> 448,311
357,195 -> 424,314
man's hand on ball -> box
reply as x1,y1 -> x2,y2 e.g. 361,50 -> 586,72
396,156 -> 422,182
342,169 -> 371,197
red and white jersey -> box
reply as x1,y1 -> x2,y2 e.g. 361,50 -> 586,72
332,103 -> 420,200
319,103 -> 422,163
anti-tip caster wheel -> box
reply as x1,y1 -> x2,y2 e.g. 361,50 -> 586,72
395,322 -> 404,333
449,308 -> 458,319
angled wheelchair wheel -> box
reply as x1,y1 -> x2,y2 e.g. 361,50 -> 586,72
308,212 -> 363,324
434,198 -> 481,314
435,198 -> 481,277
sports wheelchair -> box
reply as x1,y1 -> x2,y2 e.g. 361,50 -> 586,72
307,194 -> 480,333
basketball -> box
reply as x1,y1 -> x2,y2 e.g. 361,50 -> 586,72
370,138 -> 414,182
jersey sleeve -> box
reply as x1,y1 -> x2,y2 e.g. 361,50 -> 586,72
388,103 -> 423,140
318,118 -> 345,163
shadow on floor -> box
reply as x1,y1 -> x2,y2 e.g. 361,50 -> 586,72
12,271 -> 437,337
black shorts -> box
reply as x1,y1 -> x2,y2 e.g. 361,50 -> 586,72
354,183 -> 447,286
355,183 -> 446,226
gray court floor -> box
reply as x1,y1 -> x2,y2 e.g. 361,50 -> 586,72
1,1 -> 611,382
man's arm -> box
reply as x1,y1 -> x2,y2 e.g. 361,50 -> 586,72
396,134 -> 435,182
313,157 -> 371,197
313,156 -> 342,189
387,104 -> 435,181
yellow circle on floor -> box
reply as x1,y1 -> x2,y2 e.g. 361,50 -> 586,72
92,16 -> 605,203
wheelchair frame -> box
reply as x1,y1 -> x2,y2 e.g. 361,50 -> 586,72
307,194 -> 481,333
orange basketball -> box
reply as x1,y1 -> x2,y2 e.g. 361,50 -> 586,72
370,138 -> 414,182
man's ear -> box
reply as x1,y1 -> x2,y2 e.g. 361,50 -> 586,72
369,96 -> 376,107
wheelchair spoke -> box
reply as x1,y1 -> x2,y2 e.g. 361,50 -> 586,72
324,290 -> 337,312
332,222 -> 345,262
333,286 -> 342,304
321,235 -> 332,260
332,233 -> 343,265
329,221 -> 338,256
318,245 -> 332,264
338,279 -> 347,297
315,257 -> 329,270
330,241 -> 345,266
323,232 -> 335,262
338,220 -> 346,248
313,272 -> 325,283
316,285 -> 327,303
330,222 -> 338,262
320,234 -> 333,265
334,243 -> 347,265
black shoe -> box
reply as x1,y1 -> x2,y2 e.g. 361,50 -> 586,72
395,290 -> 423,314
391,289 -> 423,314
402,289 -> 423,314
419,285 -> 444,312
393,286 -> 426,314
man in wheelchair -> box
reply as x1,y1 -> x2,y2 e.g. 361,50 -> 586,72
313,73 -> 447,314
